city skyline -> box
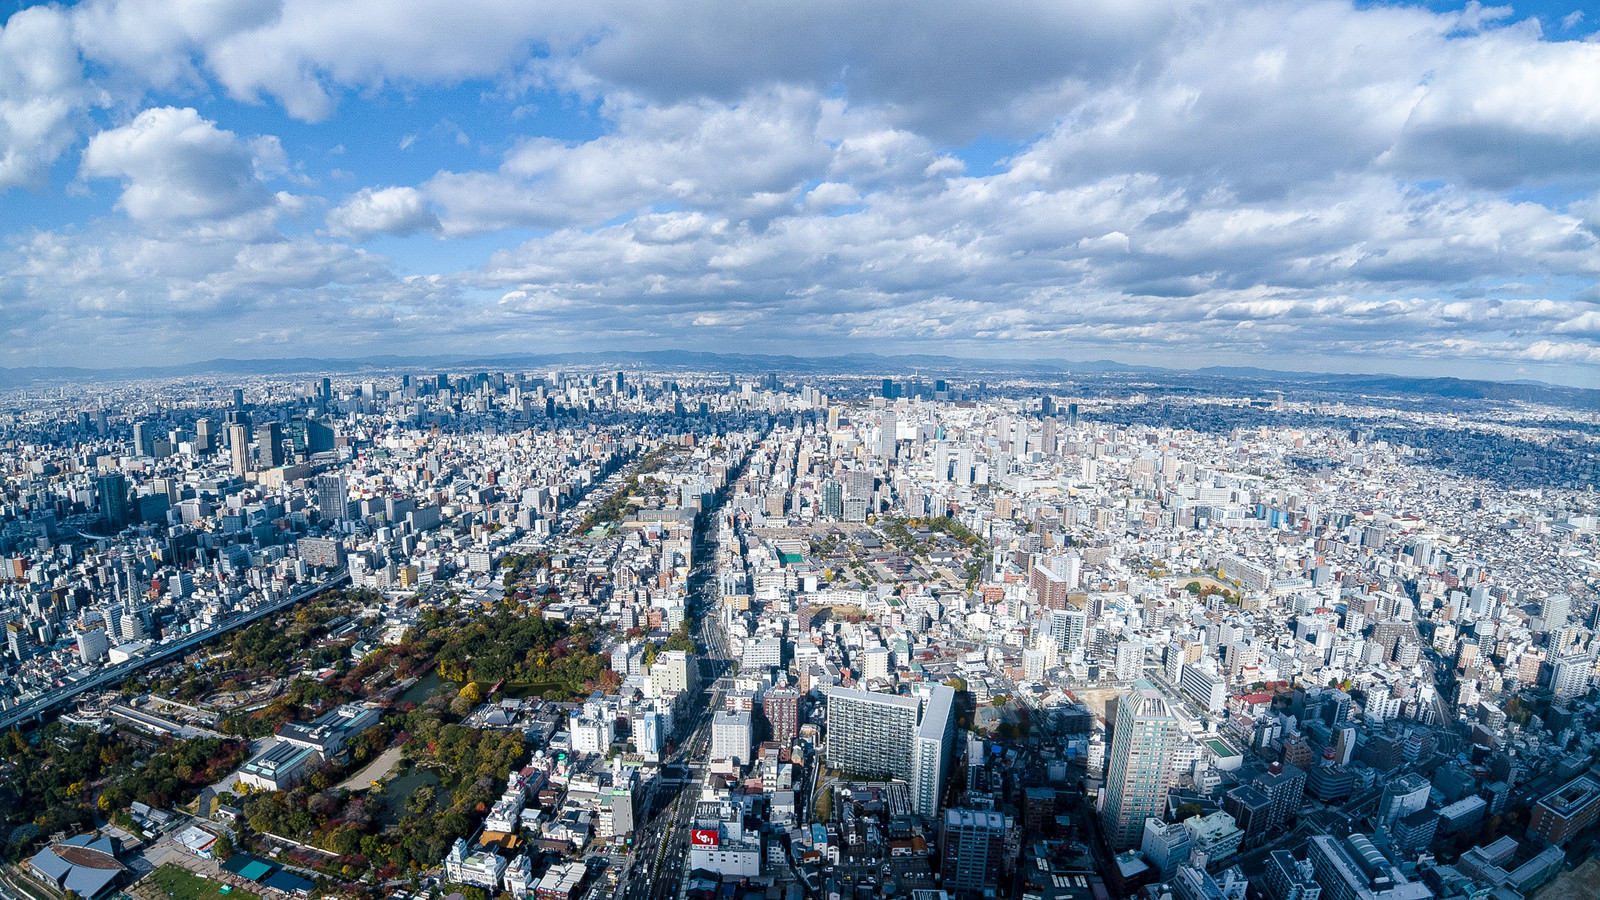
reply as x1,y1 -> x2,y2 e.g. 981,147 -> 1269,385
1,0 -> 1598,386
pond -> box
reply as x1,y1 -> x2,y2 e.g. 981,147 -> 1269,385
373,763 -> 444,827
397,669 -> 450,706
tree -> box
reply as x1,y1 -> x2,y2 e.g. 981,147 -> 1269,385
213,833 -> 233,860
459,682 -> 484,704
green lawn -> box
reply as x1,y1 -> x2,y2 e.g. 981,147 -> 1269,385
146,865 -> 261,900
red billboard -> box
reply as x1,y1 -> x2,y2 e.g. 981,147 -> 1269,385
691,829 -> 718,848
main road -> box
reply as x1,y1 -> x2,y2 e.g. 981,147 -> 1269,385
0,569 -> 350,731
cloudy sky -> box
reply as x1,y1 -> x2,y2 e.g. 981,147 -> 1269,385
1,0 -> 1597,385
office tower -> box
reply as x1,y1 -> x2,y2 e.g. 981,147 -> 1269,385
649,650 -> 699,698
821,478 -> 844,519
228,423 -> 251,476
232,388 -> 245,409
131,421 -> 157,456
100,604 -> 122,643
763,688 -> 800,745
75,622 -> 109,664
912,684 -> 956,819
1376,772 -> 1430,825
1100,680 -> 1179,850
194,417 -> 215,452
5,621 -> 27,660
256,421 -> 285,467
711,710 -> 753,768
826,686 -> 920,780
879,410 -> 897,458
1041,417 -> 1057,455
315,473 -> 349,522
305,418 -> 336,453
96,472 -> 130,529
939,808 -> 1006,897
1067,402 -> 1079,427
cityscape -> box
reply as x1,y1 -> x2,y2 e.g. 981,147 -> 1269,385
0,362 -> 1595,900
1,2 -> 1598,900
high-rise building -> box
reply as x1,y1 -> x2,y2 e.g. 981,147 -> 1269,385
649,650 -> 700,699
131,421 -> 157,456
1100,680 -> 1180,850
912,685 -> 956,819
194,417 -> 215,452
5,621 -> 28,660
228,423 -> 251,476
96,472 -> 130,530
256,421 -> 285,468
1045,607 -> 1086,655
820,478 -> 844,519
763,688 -> 800,745
711,710 -> 752,768
306,418 -> 336,453
1542,593 -> 1572,628
315,473 -> 349,522
939,808 -> 1007,897
75,622 -> 109,665
826,686 -> 920,781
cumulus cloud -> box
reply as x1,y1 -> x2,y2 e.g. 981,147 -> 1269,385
0,6 -> 91,190
81,106 -> 279,221
0,0 -> 1595,381
327,186 -> 440,238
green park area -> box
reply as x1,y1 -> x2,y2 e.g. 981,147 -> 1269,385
145,864 -> 261,900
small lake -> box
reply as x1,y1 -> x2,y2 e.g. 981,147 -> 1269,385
397,669 -> 450,706
374,763 -> 444,827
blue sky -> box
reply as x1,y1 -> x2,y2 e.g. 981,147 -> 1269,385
0,0 -> 1597,386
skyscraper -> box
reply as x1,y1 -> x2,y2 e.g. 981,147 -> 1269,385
228,423 -> 251,476
96,472 -> 130,530
315,473 -> 349,522
131,421 -> 157,456
820,478 -> 843,519
1100,680 -> 1180,850
194,417 -> 215,452
256,421 -> 285,467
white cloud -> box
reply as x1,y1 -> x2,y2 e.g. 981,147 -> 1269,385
80,106 -> 278,221
0,6 -> 91,190
328,186 -> 440,239
0,0 -> 1594,381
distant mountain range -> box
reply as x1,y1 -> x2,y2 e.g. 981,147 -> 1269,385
0,350 -> 1594,409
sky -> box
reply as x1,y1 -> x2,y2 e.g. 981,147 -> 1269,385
1,0 -> 1598,386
